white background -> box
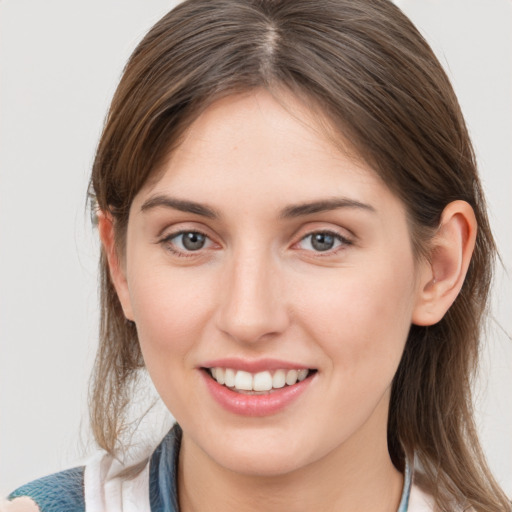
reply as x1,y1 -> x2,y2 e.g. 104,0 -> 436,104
1,0 -> 511,497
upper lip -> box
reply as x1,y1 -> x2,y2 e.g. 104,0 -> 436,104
200,358 -> 313,373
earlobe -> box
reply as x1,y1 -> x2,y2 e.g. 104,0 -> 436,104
97,210 -> 134,321
412,200 -> 477,326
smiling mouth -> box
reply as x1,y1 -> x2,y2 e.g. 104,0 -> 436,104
203,367 -> 317,394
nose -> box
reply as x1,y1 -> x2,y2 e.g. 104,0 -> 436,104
215,250 -> 290,345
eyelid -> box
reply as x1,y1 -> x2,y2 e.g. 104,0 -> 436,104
156,219 -> 214,238
292,222 -> 355,242
165,229 -> 212,244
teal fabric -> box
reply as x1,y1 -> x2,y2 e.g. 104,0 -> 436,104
149,423 -> 182,512
8,466 -> 85,512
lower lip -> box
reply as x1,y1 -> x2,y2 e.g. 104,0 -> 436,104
201,370 -> 315,417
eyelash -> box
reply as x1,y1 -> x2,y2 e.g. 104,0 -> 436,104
159,229 -> 353,258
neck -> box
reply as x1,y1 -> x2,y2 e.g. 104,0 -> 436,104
178,401 -> 404,512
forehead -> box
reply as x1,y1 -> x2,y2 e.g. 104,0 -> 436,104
132,88 -> 404,222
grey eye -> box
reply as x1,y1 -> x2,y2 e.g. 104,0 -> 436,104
175,231 -> 207,251
310,233 -> 336,251
298,231 -> 349,253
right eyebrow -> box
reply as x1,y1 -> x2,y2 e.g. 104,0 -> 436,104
140,195 -> 220,219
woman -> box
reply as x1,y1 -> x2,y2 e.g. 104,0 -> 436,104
6,0 -> 511,511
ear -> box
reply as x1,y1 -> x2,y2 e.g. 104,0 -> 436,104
97,210 -> 134,321
412,200 -> 477,326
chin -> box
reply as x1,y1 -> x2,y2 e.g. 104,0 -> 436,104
220,451 -> 306,477
202,431 -> 316,477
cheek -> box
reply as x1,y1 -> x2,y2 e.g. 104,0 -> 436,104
295,257 -> 416,376
126,261 -> 216,359
125,263 -> 220,416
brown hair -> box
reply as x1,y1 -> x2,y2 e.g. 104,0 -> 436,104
89,1 -> 509,510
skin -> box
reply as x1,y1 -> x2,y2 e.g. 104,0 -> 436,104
100,88 -> 477,512
1,498 -> 39,512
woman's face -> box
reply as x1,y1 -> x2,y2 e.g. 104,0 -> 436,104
117,89 -> 427,476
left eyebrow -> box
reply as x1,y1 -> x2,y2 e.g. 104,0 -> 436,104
279,198 -> 376,219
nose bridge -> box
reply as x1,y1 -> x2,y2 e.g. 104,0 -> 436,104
216,243 -> 288,344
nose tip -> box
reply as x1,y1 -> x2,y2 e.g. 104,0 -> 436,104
215,257 -> 289,344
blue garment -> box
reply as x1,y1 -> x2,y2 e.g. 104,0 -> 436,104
149,423 -> 181,512
8,466 -> 86,512
8,424 -> 411,511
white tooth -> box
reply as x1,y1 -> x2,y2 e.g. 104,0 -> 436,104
225,368 -> 236,387
216,368 -> 225,385
234,370 -> 253,391
272,369 -> 286,388
210,368 -> 217,379
285,369 -> 299,386
297,369 -> 309,381
253,371 -> 273,391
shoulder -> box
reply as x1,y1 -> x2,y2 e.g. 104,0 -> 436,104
409,473 -> 475,512
7,467 -> 85,512
408,481 -> 435,512
4,425 -> 180,512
